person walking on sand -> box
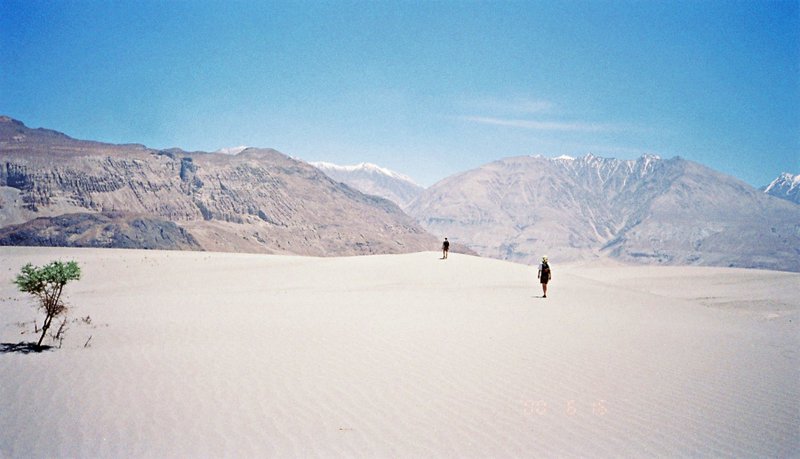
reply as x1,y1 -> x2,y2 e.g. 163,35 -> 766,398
537,256 -> 551,298
442,238 -> 450,259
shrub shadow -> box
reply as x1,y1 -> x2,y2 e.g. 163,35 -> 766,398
1,342 -> 53,354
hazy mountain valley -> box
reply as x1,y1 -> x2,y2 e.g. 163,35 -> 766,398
2,116 -> 798,271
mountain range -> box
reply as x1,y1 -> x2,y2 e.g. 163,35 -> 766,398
407,154 -> 800,272
2,116 -> 797,272
0,116 -> 436,255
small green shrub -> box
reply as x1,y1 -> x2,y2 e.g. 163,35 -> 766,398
14,261 -> 81,347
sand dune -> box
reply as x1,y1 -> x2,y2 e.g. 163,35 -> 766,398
1,247 -> 798,457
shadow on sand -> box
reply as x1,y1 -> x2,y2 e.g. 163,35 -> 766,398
1,342 -> 53,354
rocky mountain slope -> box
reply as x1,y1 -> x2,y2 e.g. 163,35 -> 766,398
762,172 -> 800,205
0,116 -> 437,255
408,154 -> 800,272
0,212 -> 201,250
311,161 -> 424,209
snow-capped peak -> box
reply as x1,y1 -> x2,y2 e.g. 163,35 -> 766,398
310,161 -> 419,186
765,172 -> 800,192
763,172 -> 800,205
215,146 -> 249,155
309,160 -> 424,208
554,155 -> 575,161
639,153 -> 662,161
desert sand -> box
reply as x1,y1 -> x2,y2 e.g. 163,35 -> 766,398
1,247 -> 798,457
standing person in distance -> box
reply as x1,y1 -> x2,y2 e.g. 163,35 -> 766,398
538,256 -> 551,298
442,237 -> 450,259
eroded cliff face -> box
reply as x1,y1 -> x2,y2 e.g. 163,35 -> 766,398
0,117 -> 437,255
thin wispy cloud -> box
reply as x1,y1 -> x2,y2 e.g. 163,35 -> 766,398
462,115 -> 622,132
473,98 -> 555,115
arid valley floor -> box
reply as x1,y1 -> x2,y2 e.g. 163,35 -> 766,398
1,247 -> 798,457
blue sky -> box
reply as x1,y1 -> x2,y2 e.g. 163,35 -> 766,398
1,0 -> 798,187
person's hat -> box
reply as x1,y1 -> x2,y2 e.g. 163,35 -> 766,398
542,256 -> 548,261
